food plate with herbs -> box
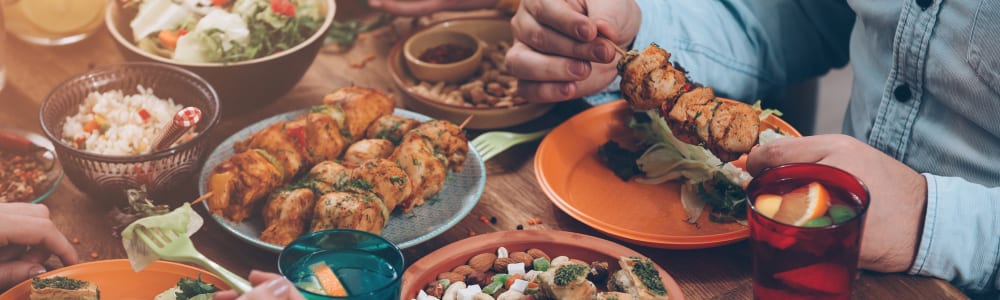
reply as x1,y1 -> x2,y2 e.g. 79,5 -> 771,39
534,100 -> 801,249
402,230 -> 685,300
0,260 -> 228,299
198,108 -> 486,253
0,128 -> 63,204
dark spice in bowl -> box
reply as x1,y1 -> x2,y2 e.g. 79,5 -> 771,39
419,43 -> 475,64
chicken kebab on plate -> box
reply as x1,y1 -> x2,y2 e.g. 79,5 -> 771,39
206,86 -> 469,246
618,44 -> 761,162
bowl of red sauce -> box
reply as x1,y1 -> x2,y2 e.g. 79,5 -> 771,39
403,29 -> 483,83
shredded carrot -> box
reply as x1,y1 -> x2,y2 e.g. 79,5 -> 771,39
363,53 -> 376,61
72,238 -> 80,244
158,29 -> 181,49
505,273 -> 522,288
468,230 -> 476,236
527,219 -> 536,225
90,252 -> 98,259
533,217 -> 543,224
349,61 -> 366,68
479,216 -> 490,224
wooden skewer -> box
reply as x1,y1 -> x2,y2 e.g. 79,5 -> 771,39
459,115 -> 474,129
190,192 -> 213,206
601,37 -> 627,58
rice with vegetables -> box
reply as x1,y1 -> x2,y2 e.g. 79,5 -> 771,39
62,86 -> 181,156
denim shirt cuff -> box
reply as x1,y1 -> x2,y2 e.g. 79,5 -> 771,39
908,174 -> 1000,293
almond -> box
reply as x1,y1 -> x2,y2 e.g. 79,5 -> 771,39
493,257 -> 516,273
509,252 -> 534,267
452,265 -> 475,276
526,248 -> 550,261
468,253 -> 497,272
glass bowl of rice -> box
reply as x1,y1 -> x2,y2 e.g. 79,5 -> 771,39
40,62 -> 220,207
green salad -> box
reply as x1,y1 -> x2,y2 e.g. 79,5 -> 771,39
128,0 -> 322,63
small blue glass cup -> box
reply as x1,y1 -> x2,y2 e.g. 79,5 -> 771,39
278,230 -> 404,300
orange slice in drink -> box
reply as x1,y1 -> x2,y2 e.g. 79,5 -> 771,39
754,194 -> 783,219
310,262 -> 348,296
771,182 -> 830,226
20,0 -> 104,34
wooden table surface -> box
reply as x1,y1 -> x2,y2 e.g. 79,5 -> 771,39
0,3 -> 969,299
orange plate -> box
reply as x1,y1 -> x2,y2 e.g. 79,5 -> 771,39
0,260 -> 229,299
401,230 -> 686,300
534,100 -> 801,249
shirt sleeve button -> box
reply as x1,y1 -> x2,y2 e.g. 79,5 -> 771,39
894,84 -> 912,102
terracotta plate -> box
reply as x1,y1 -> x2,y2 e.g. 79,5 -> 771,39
535,100 -> 801,249
198,108 -> 486,252
0,260 -> 228,299
401,230 -> 686,300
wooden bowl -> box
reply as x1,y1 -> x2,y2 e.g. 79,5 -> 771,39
389,17 -> 554,129
400,230 -> 686,300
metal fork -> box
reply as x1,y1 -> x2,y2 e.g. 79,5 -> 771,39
136,227 -> 252,293
471,128 -> 551,162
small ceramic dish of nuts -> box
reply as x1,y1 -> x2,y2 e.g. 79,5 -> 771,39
389,17 -> 555,129
401,230 -> 686,300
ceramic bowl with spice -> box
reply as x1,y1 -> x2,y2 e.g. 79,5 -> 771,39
104,0 -> 336,117
404,29 -> 484,83
40,63 -> 220,208
0,128 -> 63,204
390,17 -> 555,129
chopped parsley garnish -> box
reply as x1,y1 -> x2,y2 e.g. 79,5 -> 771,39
32,277 -> 88,290
629,257 -> 666,296
175,275 -> 219,300
553,264 -> 589,286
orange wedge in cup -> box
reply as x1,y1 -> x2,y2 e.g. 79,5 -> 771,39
310,262 -> 348,297
771,182 -> 830,226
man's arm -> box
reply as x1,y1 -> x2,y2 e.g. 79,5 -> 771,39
912,175 -> 1000,295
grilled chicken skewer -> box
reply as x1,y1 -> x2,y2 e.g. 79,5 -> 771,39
208,87 -> 394,222
259,120 -> 468,246
618,44 -> 761,161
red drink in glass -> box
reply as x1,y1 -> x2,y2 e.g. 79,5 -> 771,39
746,163 -> 870,300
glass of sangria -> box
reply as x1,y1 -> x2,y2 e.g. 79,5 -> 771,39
746,163 -> 870,300
278,229 -> 404,300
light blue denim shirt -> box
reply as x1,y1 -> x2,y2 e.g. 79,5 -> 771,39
592,0 -> 1000,295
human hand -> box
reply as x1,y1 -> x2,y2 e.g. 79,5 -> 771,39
0,203 -> 79,290
746,134 -> 927,273
367,0 -> 499,16
506,0 -> 641,102
213,270 -> 305,300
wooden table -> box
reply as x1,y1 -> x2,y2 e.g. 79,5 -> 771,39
0,3 -> 969,299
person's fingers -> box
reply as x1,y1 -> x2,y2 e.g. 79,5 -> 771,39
235,276 -> 302,300
0,215 -> 78,266
0,260 -> 47,291
745,135 -> 841,176
505,42 -> 592,82
213,290 -> 239,300
21,246 -> 52,265
520,0 -> 595,41
0,203 -> 50,218
517,80 -> 576,103
248,270 -> 284,285
0,245 -> 27,262
585,0 -> 642,46
511,11 -> 614,62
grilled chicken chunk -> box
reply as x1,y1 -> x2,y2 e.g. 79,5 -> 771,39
347,159 -> 411,211
343,139 -> 395,168
365,115 -> 421,144
207,149 -> 284,222
233,120 -> 305,180
620,45 -> 689,110
324,86 -> 395,143
260,188 -> 316,246
310,192 -> 389,234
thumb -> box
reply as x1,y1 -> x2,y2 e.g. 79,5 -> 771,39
584,0 -> 640,46
0,261 -> 47,290
236,276 -> 297,300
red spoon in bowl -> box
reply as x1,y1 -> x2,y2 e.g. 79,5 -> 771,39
151,107 -> 202,152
